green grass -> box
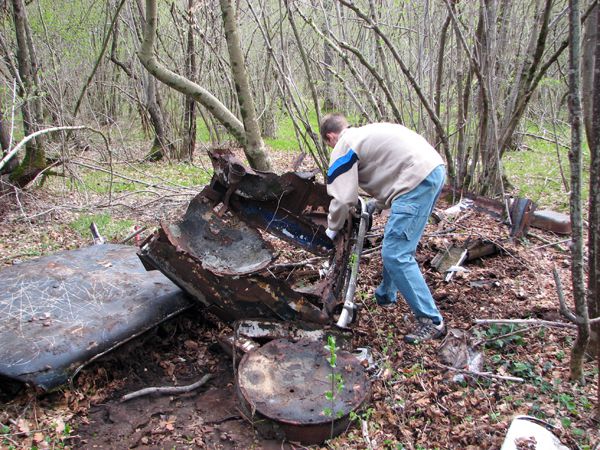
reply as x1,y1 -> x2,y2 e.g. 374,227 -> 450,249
503,123 -> 590,212
68,162 -> 213,194
69,213 -> 134,242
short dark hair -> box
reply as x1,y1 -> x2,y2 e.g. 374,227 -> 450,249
320,113 -> 349,142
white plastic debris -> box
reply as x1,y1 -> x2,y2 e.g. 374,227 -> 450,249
443,198 -> 474,217
501,415 -> 568,450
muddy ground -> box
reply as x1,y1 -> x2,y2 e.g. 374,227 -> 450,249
0,149 -> 598,449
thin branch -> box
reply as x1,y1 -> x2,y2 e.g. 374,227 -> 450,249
0,126 -> 87,171
435,363 -> 525,383
474,318 -> 577,329
121,373 -> 213,402
553,267 -> 578,322
72,0 -> 128,119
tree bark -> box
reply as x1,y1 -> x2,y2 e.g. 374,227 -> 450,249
181,0 -> 197,161
219,0 -> 271,171
567,0 -> 589,384
582,2 -> 597,149
0,94 -> 18,175
9,0 -> 46,186
145,73 -> 173,161
587,4 -> 600,417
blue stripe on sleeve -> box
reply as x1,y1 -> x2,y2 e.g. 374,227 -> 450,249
327,149 -> 359,184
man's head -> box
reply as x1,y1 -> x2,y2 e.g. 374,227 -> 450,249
320,113 -> 349,148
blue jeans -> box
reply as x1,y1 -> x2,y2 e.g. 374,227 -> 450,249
375,165 -> 445,324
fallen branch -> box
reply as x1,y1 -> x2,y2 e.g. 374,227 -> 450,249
553,267 -> 578,323
120,226 -> 147,244
474,318 -> 577,329
361,418 -> 373,450
0,126 -> 88,171
528,233 -> 570,251
435,363 -> 525,383
472,325 -> 543,347
121,373 -> 213,402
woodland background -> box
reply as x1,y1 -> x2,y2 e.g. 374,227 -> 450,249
1,0 -> 600,448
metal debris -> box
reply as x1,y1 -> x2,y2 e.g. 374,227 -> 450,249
139,149 -> 361,327
236,339 -> 371,445
0,244 -> 191,390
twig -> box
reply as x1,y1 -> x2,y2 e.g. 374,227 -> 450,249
121,373 -> 213,402
472,325 -> 544,347
69,160 -> 180,193
120,226 -> 148,244
528,233 -> 570,251
553,267 -> 577,323
435,363 -> 525,383
361,419 -> 373,450
474,318 -> 577,329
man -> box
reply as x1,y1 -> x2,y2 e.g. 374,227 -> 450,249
321,113 -> 446,344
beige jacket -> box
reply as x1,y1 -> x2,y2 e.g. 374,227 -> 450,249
327,123 -> 444,231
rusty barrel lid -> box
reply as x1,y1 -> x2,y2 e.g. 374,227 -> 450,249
236,338 -> 370,444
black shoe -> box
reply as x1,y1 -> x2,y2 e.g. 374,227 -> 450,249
375,294 -> 396,307
404,318 -> 446,345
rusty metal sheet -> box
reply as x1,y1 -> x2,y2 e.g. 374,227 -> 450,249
0,244 -> 191,390
139,149 -> 357,326
236,339 -> 370,444
139,234 -> 329,324
234,319 -> 353,349
509,198 -> 536,239
163,194 -> 275,276
207,149 -> 333,255
531,209 -> 572,235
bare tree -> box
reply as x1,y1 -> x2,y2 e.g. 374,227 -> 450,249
586,2 -> 600,417
567,0 -> 589,383
138,0 -> 271,171
181,0 -> 197,161
9,0 -> 46,186
219,0 -> 271,171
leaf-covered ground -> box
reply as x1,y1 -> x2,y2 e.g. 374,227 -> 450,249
0,147 -> 597,449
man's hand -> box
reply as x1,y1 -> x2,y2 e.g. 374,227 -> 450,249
325,228 -> 337,240
366,199 -> 379,216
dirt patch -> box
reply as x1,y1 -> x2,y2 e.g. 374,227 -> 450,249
71,311 -> 295,449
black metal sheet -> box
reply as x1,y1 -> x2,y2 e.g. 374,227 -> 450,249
0,244 -> 192,390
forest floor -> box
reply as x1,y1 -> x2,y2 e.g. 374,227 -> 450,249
0,146 -> 598,449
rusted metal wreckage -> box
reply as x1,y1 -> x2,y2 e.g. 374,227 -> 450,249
137,149 -> 371,444
138,148 -> 361,329
0,149 -> 371,444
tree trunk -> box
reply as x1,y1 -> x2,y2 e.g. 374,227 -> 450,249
586,4 -> 600,416
181,0 -> 197,161
0,95 -> 18,175
582,2 -> 597,149
219,0 -> 271,171
145,73 -> 172,161
567,0 -> 589,384
9,0 -> 46,186
139,0 -> 272,171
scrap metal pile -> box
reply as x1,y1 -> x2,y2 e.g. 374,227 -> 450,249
138,149 -> 362,329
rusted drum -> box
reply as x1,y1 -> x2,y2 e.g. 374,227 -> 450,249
236,339 -> 370,444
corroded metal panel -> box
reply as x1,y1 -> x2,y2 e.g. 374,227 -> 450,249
139,149 -> 355,326
236,339 -> 370,445
0,244 -> 191,390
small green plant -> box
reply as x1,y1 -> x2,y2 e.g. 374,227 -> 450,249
323,335 -> 345,438
477,324 -> 526,350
